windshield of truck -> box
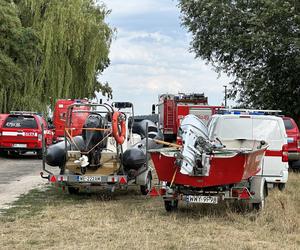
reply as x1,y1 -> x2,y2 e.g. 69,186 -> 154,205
4,115 -> 38,129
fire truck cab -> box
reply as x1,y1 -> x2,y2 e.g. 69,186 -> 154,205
157,93 -> 223,142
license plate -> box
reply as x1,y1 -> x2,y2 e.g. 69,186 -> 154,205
13,144 -> 27,148
186,195 -> 218,204
77,176 -> 102,182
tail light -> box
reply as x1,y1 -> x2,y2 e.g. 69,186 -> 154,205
38,134 -> 42,140
50,175 -> 57,183
119,176 -> 127,184
176,136 -> 183,145
159,188 -> 166,196
149,187 -> 160,197
282,144 -> 289,162
297,135 -> 300,148
239,188 -> 250,199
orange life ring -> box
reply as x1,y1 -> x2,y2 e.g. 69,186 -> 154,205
112,111 -> 126,144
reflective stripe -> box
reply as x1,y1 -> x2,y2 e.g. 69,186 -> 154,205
2,131 -> 37,136
265,150 -> 282,157
2,131 -> 20,136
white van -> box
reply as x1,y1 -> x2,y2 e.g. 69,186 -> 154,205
208,113 -> 289,189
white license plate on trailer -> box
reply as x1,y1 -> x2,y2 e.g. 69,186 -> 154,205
13,144 -> 27,148
186,195 -> 218,204
77,176 -> 102,182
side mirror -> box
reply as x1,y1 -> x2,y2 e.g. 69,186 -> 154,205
152,104 -> 156,114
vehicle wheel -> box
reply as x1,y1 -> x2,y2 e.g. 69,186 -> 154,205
140,172 -> 152,195
37,150 -> 43,159
278,183 -> 286,191
164,199 -> 178,212
0,150 -> 7,157
10,151 -> 20,157
68,186 -> 80,195
290,159 -> 300,171
252,184 -> 267,211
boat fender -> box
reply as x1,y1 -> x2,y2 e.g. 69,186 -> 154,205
112,111 -> 126,144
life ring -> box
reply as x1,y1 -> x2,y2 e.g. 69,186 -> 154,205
112,111 -> 126,144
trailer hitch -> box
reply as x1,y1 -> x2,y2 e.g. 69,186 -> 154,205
40,172 -> 50,180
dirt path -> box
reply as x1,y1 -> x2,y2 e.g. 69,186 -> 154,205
0,154 -> 52,209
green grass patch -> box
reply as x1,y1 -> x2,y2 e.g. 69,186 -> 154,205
0,185 -> 107,221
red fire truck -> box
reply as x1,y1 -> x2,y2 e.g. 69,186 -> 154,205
157,93 -> 223,142
52,99 -> 90,143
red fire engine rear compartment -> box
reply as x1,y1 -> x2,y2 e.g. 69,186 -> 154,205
157,93 -> 223,142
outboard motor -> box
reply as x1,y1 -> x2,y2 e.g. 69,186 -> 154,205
132,119 -> 159,139
82,114 -> 108,171
122,119 -> 163,176
177,114 -> 214,176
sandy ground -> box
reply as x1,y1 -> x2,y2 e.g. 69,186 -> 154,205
0,154 -> 54,210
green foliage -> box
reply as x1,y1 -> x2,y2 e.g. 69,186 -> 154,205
0,0 -> 112,113
179,0 -> 300,118
0,0 -> 39,112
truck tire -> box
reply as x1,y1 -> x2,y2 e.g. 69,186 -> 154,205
278,183 -> 286,191
0,150 -> 7,157
140,172 -> 152,195
10,151 -> 20,157
37,150 -> 43,159
164,199 -> 178,212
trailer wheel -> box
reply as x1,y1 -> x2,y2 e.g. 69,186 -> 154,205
68,186 -> 79,195
140,172 -> 152,195
252,183 -> 267,211
164,199 -> 178,212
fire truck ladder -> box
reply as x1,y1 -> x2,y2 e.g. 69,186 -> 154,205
166,101 -> 175,131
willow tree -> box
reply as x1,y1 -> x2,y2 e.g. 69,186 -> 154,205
0,0 -> 39,113
15,0 -> 113,110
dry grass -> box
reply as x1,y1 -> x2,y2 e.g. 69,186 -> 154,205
0,173 -> 299,250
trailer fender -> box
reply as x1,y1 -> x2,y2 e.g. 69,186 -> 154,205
249,176 -> 267,203
136,169 -> 151,185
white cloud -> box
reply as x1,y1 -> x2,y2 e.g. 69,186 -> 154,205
99,0 -> 233,114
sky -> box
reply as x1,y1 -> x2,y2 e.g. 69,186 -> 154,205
99,0 -> 231,114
